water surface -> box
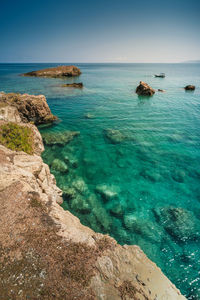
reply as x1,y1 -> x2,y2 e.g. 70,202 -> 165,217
0,63 -> 200,299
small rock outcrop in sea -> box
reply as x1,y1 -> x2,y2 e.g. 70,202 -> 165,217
42,130 -> 79,146
104,128 -> 126,144
154,206 -> 200,242
158,89 -> 165,92
184,85 -> 195,91
61,82 -> 83,88
136,81 -> 155,96
0,92 -> 57,124
22,65 -> 81,78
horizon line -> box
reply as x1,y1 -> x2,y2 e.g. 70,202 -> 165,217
0,61 -> 200,64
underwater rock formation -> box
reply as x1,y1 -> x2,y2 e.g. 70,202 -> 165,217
22,65 -> 81,78
104,128 -> 126,144
61,82 -> 83,88
154,206 -> 200,242
0,92 -> 57,124
42,130 -> 79,146
84,113 -> 95,119
96,184 -> 119,201
136,81 -> 155,96
51,158 -> 68,173
185,85 -> 195,90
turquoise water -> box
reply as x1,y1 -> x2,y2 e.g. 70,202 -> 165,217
0,63 -> 200,299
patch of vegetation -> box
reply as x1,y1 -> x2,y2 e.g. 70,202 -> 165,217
0,122 -> 33,154
118,280 -> 138,300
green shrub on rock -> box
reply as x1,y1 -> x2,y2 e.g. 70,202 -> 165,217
0,122 -> 33,154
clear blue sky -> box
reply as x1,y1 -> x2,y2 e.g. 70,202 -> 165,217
0,0 -> 199,63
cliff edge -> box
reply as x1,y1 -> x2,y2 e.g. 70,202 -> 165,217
0,92 -> 186,300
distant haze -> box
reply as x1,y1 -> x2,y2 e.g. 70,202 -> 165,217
0,0 -> 199,63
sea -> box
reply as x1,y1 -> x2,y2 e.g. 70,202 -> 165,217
0,63 -> 200,299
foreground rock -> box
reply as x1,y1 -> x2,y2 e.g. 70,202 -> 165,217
0,92 -> 56,124
22,65 -> 81,78
61,82 -> 83,88
184,85 -> 195,91
136,81 -> 155,96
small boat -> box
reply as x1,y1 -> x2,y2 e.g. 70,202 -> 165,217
154,73 -> 165,78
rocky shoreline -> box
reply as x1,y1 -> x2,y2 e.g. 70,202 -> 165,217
0,92 -> 186,299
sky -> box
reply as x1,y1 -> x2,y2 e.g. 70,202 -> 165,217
0,0 -> 199,63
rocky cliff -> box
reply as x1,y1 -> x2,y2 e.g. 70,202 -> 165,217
0,92 -> 57,124
0,92 -> 186,300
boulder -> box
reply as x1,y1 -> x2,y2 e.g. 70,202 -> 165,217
136,81 -> 155,96
0,92 -> 57,125
22,65 -> 81,78
185,85 -> 195,91
61,82 -> 83,88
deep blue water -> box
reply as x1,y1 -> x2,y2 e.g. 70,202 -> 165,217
0,63 -> 200,299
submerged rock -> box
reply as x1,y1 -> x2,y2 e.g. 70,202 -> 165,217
109,202 -> 124,217
61,82 -> 83,88
96,184 -> 118,201
72,178 -> 88,195
70,195 -> 91,214
172,170 -> 186,183
22,65 -> 81,78
104,129 -> 126,144
136,81 -> 155,96
84,113 -> 95,119
140,169 -> 162,182
51,159 -> 68,173
185,85 -> 195,91
154,206 -> 200,242
61,186 -> 77,199
124,215 -> 160,242
42,130 -> 79,146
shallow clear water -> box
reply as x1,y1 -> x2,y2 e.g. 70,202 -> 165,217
0,63 -> 200,299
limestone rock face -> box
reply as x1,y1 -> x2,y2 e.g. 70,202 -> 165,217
185,85 -> 195,90
22,65 -> 81,78
136,81 -> 155,96
0,92 -> 57,124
